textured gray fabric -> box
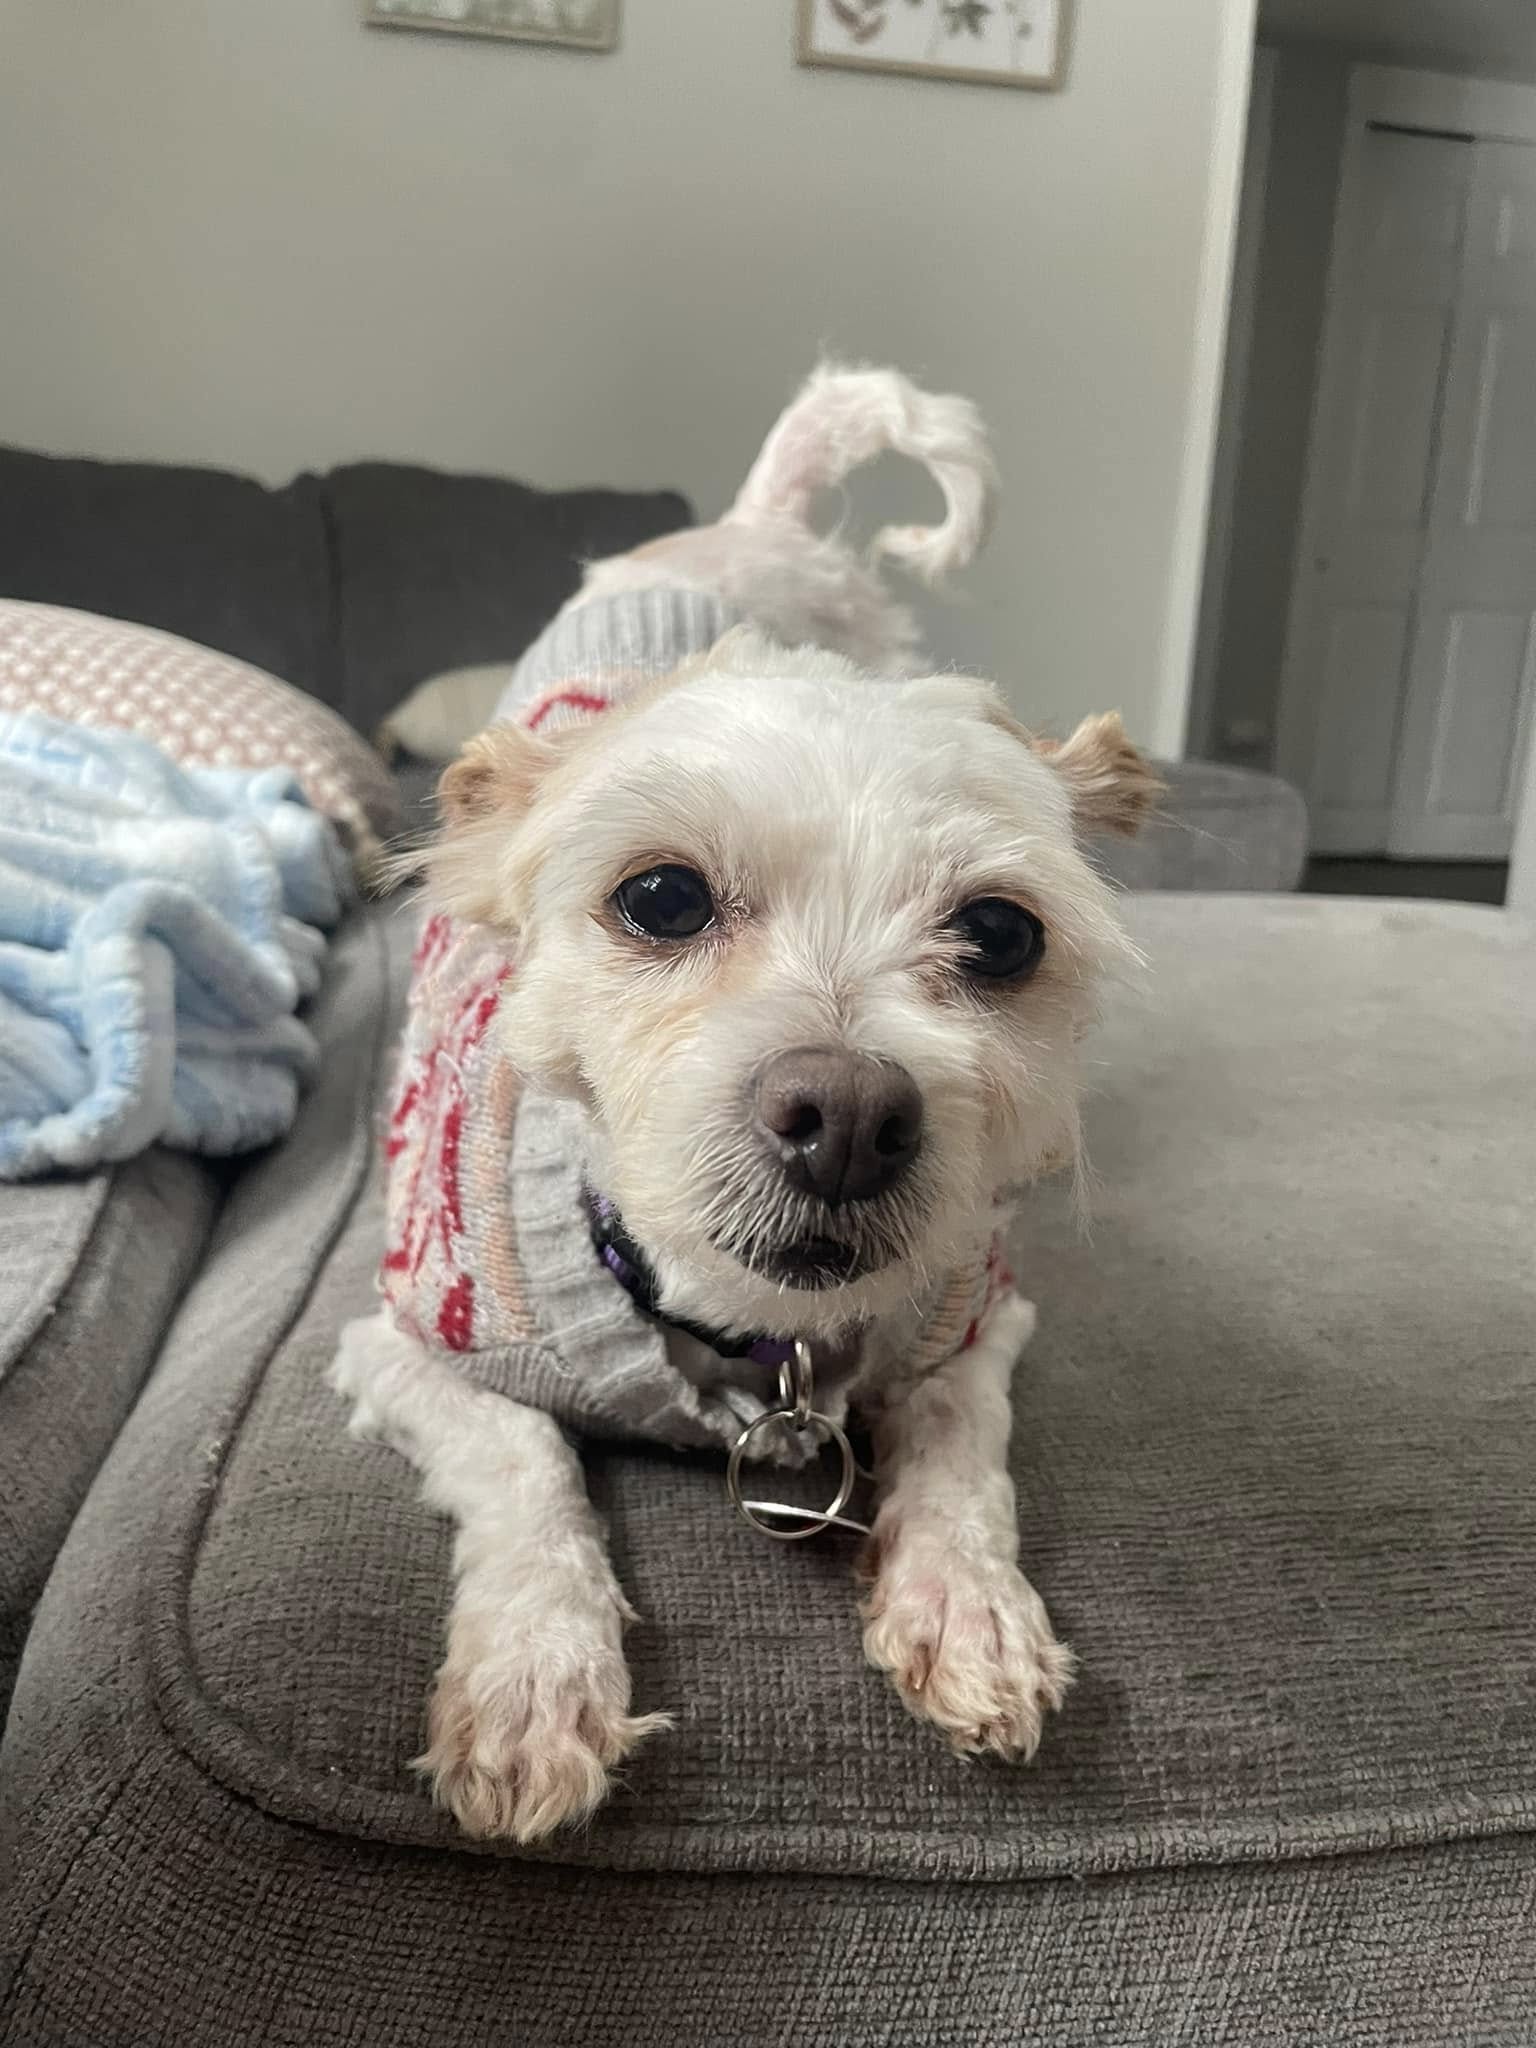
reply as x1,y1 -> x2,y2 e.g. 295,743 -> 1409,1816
0,1179 -> 109,1392
324,464 -> 691,735
0,445 -> 337,704
2,895 -> 1533,2046
492,585 -> 738,726
466,1084 -> 783,1446
3,1797 -> 1530,2048
0,1151 -> 218,1721
0,443 -> 691,735
1096,757 -> 1308,891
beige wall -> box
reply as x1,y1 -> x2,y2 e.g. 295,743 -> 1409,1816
1205,42 -> 1349,765
0,0 -> 1251,748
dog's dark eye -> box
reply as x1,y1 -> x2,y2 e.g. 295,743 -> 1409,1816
951,898 -> 1045,981
613,865 -> 716,940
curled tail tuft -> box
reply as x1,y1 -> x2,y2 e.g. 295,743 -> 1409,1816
727,363 -> 996,588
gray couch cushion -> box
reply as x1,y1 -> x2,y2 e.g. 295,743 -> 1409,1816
0,445 -> 337,703
0,444 -> 691,738
0,1153 -> 220,1722
1096,757 -> 1308,891
322,464 -> 690,737
3,896 -> 1533,2044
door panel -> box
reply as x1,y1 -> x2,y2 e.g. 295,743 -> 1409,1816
1278,129 -> 1472,853
1423,609 -> 1534,816
1459,309 -> 1536,533
1389,140 -> 1536,858
1345,306 -> 1455,530
1360,127 -> 1471,274
1310,606 -> 1411,821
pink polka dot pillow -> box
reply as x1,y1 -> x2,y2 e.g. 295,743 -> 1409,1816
0,600 -> 403,879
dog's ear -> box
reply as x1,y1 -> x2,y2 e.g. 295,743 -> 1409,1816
428,722 -> 584,927
978,698 -> 1161,839
1033,713 -> 1162,838
438,722 -> 559,831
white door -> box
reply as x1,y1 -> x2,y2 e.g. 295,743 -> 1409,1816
1278,125 -> 1536,859
1388,140 -> 1536,857
1278,127 -> 1473,854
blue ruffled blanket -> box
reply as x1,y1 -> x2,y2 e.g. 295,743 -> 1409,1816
0,712 -> 354,1180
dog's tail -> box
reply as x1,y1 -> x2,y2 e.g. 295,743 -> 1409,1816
726,363 -> 997,587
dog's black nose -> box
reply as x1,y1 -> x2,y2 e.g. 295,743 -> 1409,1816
754,1048 -> 923,1208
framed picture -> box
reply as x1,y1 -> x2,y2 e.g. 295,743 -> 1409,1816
366,0 -> 619,52
797,0 -> 1067,91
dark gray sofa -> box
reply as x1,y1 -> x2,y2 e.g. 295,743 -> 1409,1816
0,446 -> 689,1729
3,445 -> 1530,2047
0,442 -> 691,738
5,894 -> 1533,2047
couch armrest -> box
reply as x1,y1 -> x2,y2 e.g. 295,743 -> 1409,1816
1094,758 -> 1308,892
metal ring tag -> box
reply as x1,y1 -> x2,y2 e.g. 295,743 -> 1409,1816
726,1340 -> 870,1541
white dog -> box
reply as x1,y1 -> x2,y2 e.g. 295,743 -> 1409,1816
332,365 -> 1154,1843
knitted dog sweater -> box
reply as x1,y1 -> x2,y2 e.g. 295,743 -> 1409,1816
380,590 -> 1004,1455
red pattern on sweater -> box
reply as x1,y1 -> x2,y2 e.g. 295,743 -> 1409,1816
436,1272 -> 476,1353
380,948 -> 511,1349
526,688 -> 611,731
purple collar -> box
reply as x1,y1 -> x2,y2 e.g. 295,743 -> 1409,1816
586,1190 -> 796,1368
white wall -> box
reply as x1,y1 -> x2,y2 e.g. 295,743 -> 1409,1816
0,0 -> 1251,750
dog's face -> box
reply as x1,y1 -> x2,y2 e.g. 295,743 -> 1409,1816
434,635 -> 1152,1341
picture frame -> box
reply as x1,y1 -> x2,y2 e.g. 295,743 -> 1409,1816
796,0 -> 1068,92
366,0 -> 619,54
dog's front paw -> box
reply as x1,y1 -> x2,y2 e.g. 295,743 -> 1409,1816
861,1533 -> 1073,1761
328,1313 -> 422,1459
416,1636 -> 669,1843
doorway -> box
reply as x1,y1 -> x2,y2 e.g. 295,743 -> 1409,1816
1193,42 -> 1536,903
1278,103 -> 1536,861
